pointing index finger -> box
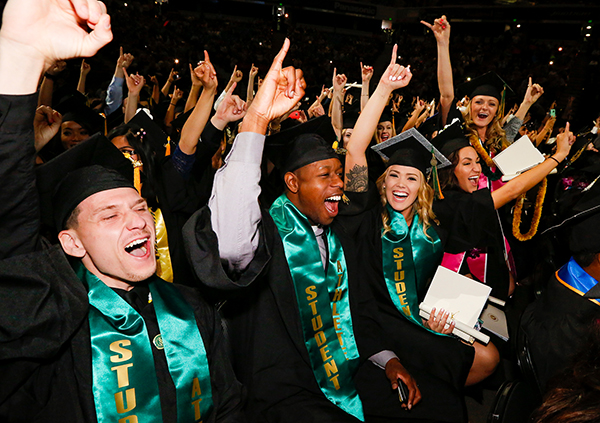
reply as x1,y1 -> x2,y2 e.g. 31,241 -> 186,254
390,44 -> 398,66
271,38 -> 290,72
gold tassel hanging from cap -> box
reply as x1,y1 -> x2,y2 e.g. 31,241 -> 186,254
165,136 -> 171,157
123,152 -> 143,194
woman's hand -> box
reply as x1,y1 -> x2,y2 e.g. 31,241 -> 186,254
421,15 -> 451,46
554,122 -> 575,160
424,307 -> 455,335
378,44 -> 412,93
523,77 -> 544,105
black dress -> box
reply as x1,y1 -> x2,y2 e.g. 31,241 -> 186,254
433,189 -> 511,301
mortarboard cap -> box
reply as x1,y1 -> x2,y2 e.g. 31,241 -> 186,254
456,72 -> 514,103
36,134 -> 134,231
371,127 -> 451,175
419,113 -> 441,140
265,115 -> 340,175
432,119 -> 471,158
128,110 -> 171,156
379,111 -> 394,124
55,91 -> 106,135
343,111 -> 360,130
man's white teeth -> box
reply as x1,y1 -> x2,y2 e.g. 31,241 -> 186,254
125,238 -> 148,251
325,195 -> 341,202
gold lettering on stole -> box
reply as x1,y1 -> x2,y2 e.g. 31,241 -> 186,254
330,374 -> 341,390
393,248 -> 411,316
314,331 -> 327,346
111,363 -> 134,388
110,340 -> 133,362
320,345 -> 332,361
312,315 -> 323,331
308,300 -> 319,315
306,285 -> 318,301
110,340 -> 138,420
191,377 -> 203,421
114,388 -> 137,413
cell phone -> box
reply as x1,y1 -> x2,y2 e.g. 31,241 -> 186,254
397,379 -> 409,404
550,109 -> 556,118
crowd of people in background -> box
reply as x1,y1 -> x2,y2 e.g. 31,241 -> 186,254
1,0 -> 600,422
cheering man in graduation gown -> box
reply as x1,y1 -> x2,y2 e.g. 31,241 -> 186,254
0,1 -> 244,422
184,40 -> 424,423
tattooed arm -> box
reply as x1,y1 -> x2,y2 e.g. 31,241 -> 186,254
344,44 -> 412,192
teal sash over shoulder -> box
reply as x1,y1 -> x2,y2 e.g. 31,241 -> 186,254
77,263 -> 213,422
269,194 -> 364,421
381,206 -> 445,334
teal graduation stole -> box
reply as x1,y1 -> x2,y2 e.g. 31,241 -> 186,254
556,257 -> 600,307
381,206 -> 444,333
269,194 -> 364,422
76,263 -> 214,423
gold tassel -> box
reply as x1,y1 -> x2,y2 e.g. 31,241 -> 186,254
165,136 -> 171,157
123,152 -> 143,194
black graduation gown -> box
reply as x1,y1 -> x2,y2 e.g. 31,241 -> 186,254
184,190 -> 468,423
433,189 -> 510,301
0,248 -> 246,423
0,93 -> 244,423
340,192 -> 474,423
520,271 -> 600,391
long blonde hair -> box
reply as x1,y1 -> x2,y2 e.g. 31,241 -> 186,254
376,167 -> 438,241
462,99 -> 509,155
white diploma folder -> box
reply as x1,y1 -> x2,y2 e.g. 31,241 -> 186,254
419,266 -> 492,344
492,135 -> 546,181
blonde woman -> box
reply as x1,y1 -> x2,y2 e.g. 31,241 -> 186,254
342,45 -> 487,423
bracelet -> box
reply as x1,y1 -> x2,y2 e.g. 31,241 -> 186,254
548,156 -> 561,165
170,102 -> 177,106
44,73 -> 57,81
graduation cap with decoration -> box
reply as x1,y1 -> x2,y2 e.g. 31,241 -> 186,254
265,115 -> 341,175
542,180 -> 600,298
128,110 -> 173,157
371,127 -> 451,199
36,134 -> 134,232
456,72 -> 515,118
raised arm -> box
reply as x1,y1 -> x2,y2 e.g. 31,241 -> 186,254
344,44 -> 412,192
209,38 -> 305,272
514,77 -> 544,121
246,64 -> 259,106
360,62 -> 373,111
0,0 -> 112,258
105,46 -> 133,116
161,68 -> 178,98
491,123 -> 574,209
331,68 -> 346,139
76,59 -> 91,94
185,62 -> 203,113
38,61 -> 66,107
123,68 -> 145,123
421,15 -> 453,126
179,51 -> 219,155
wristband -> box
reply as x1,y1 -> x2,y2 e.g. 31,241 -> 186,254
44,73 -> 57,81
548,156 -> 561,165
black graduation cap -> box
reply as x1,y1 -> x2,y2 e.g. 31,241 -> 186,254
265,115 -> 340,175
371,127 -> 451,175
343,111 -> 359,130
543,179 -> 600,271
55,91 -> 106,135
36,134 -> 134,231
455,72 -> 515,103
419,113 -> 441,140
379,111 -> 393,124
431,119 -> 471,158
128,110 -> 171,156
